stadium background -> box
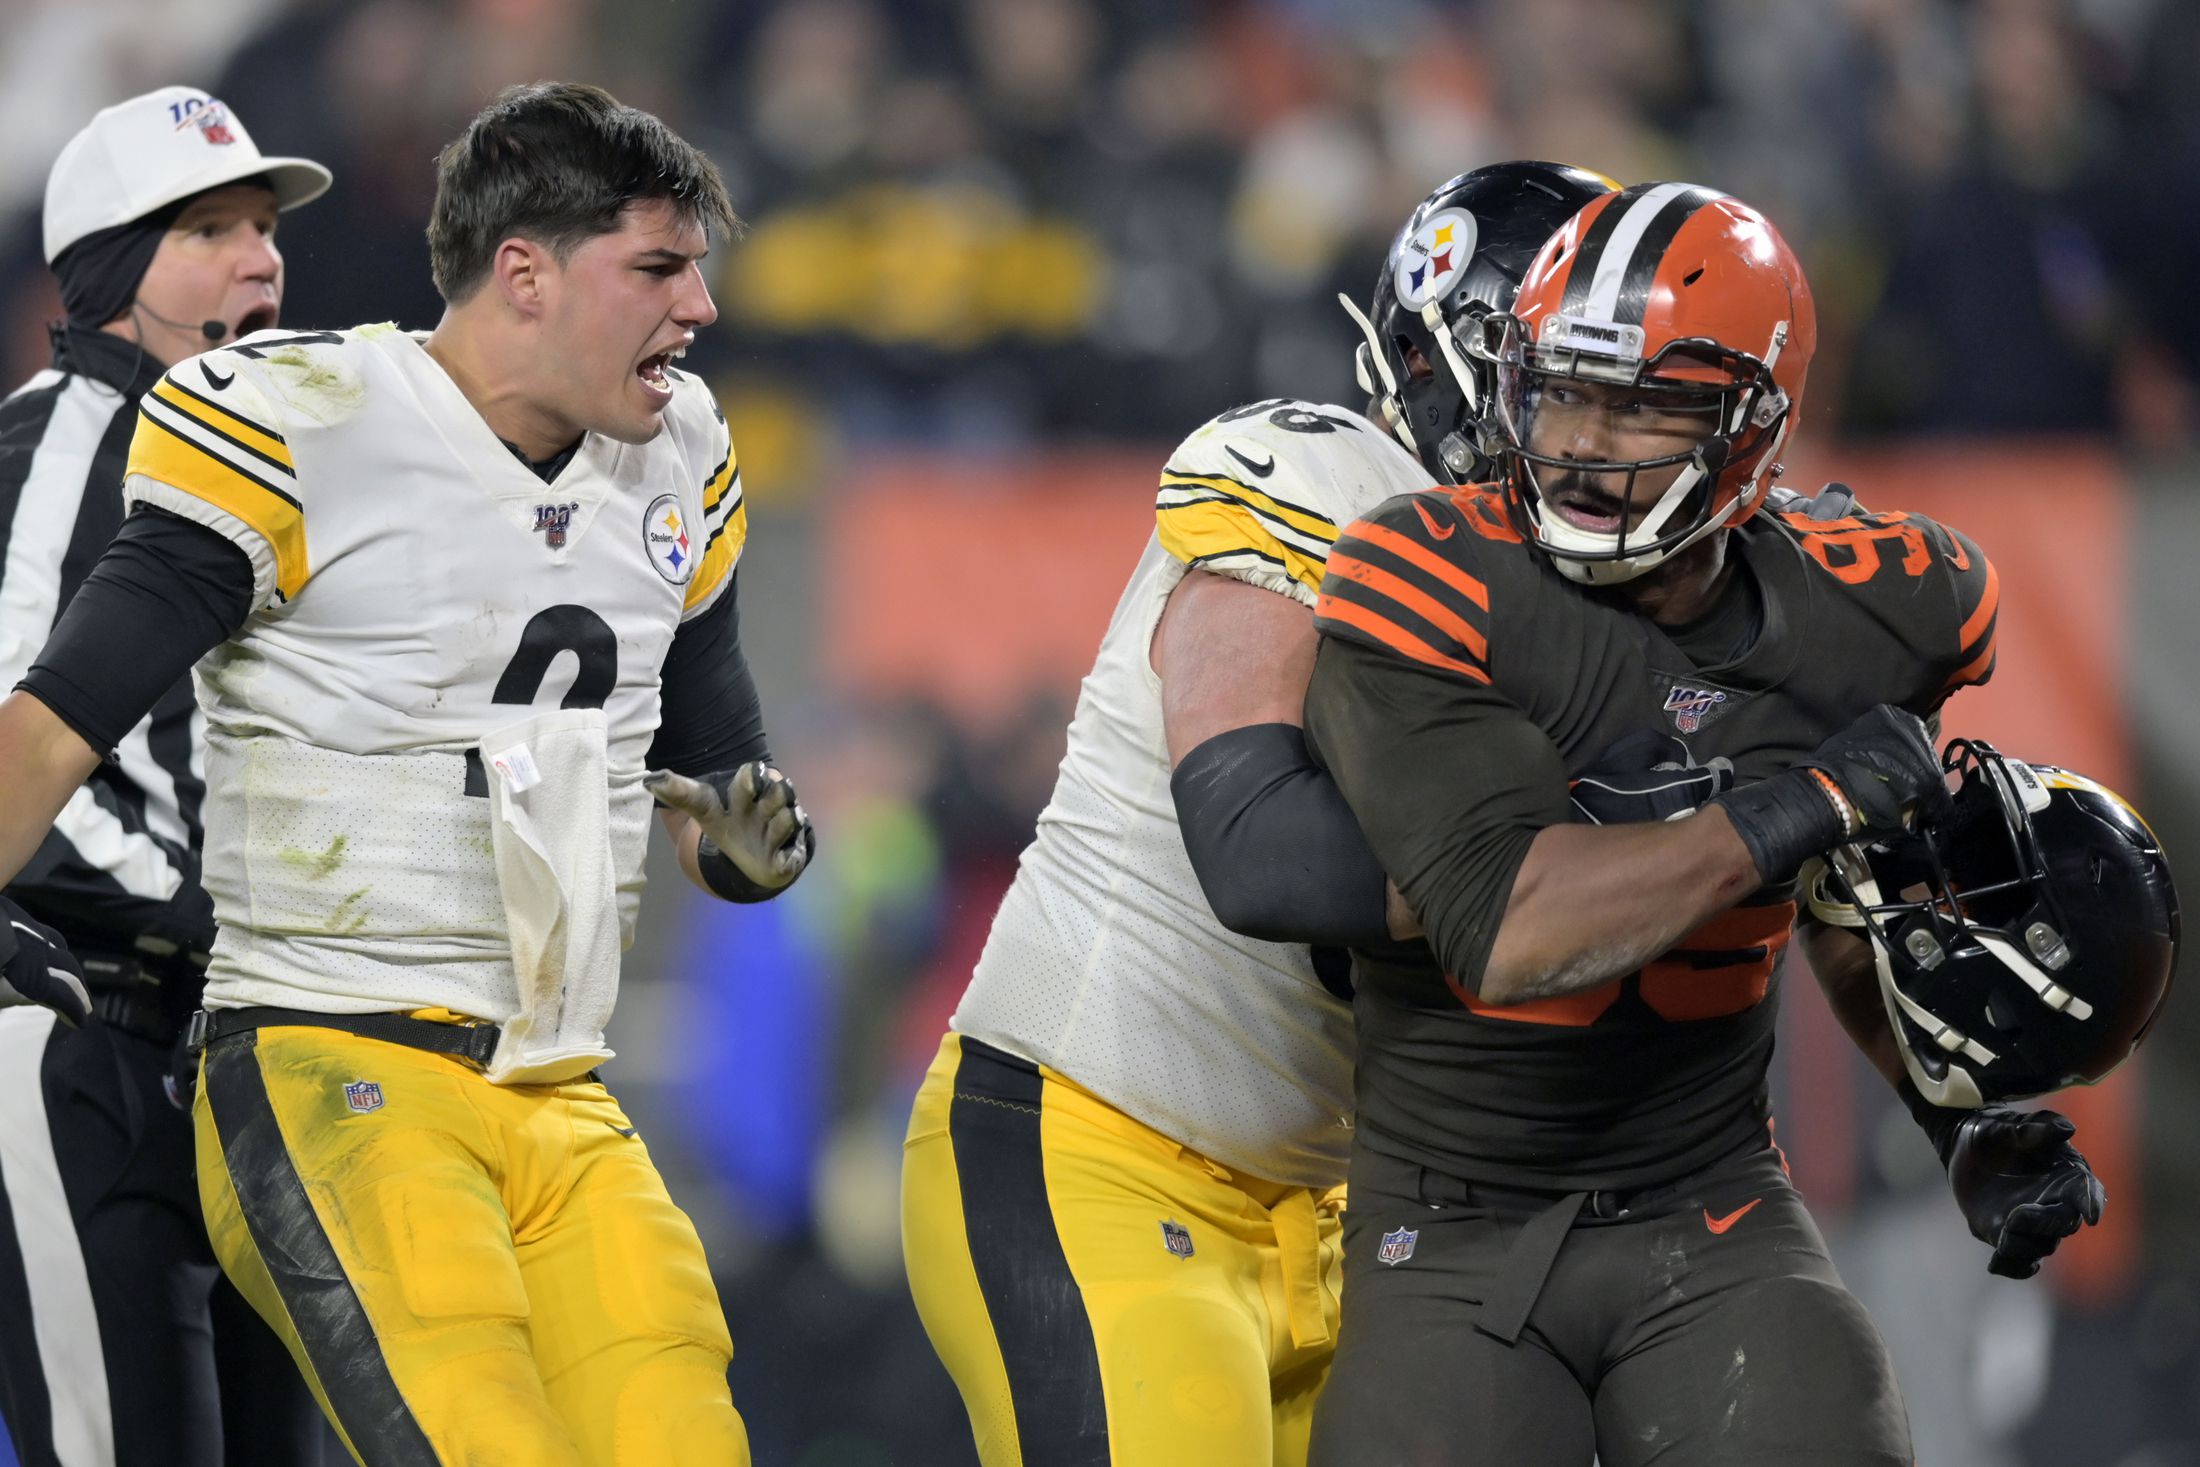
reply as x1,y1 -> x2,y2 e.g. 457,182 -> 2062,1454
4,0 -> 2200,1462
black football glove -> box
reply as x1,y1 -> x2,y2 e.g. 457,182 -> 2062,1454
1568,731 -> 1733,826
645,761 -> 815,902
0,897 -> 90,1027
1710,704 -> 1949,885
1905,1085 -> 2104,1279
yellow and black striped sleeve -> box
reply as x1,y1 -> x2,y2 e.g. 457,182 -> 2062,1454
127,362 -> 304,607
1154,467 -> 1339,605
1314,493 -> 1493,686
682,422 -> 745,618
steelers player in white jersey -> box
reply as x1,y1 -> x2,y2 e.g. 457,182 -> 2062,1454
0,84 -> 813,1466
901,164 -> 1617,1466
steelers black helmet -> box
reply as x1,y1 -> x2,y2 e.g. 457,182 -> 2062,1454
1809,739 -> 2179,1107
1342,161 -> 1616,484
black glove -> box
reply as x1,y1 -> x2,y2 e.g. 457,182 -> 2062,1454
1710,704 -> 1949,885
1904,1083 -> 2104,1279
1568,731 -> 1733,826
0,897 -> 90,1027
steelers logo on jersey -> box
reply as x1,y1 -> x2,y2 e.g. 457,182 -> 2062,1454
643,493 -> 695,584
1394,208 -> 1478,309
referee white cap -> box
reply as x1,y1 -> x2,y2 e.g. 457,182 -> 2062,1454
44,86 -> 332,263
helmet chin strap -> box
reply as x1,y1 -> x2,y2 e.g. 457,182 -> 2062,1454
1337,293 -> 1419,458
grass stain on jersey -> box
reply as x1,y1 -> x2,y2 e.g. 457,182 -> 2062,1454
262,346 -> 364,424
276,833 -> 349,881
324,887 -> 373,935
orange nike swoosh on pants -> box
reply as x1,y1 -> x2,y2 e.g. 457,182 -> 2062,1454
1703,1198 -> 1762,1234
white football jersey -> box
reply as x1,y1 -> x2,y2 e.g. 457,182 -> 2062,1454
122,324 -> 745,1016
953,399 -> 1438,1187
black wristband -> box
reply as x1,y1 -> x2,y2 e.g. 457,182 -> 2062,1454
696,835 -> 788,904
1896,1076 -> 1966,1165
1708,769 -> 1846,887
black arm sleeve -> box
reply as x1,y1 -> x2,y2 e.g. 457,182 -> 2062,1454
1301,634 -> 1571,994
647,571 -> 770,775
1171,722 -> 1390,947
17,505 -> 253,757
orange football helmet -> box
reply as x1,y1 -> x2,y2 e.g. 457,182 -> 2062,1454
1470,182 -> 1817,584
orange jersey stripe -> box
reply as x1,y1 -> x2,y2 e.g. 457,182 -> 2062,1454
1958,557 -> 2001,652
1316,594 -> 1491,684
1948,630 -> 1998,691
1326,552 -> 1489,664
1345,520 -> 1490,612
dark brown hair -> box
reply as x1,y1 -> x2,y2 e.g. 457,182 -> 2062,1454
427,82 -> 736,303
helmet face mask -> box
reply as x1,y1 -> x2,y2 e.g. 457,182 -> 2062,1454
1478,315 -> 1790,581
1344,162 -> 1619,485
1810,740 -> 2181,1108
1481,182 -> 1816,586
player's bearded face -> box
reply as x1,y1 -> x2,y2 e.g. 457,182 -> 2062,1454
1521,375 -> 1721,535
538,199 -> 718,444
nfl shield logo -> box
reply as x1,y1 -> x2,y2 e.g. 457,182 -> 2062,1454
1160,1221 -> 1195,1259
1664,685 -> 1728,734
342,1081 -> 384,1114
1377,1225 -> 1419,1266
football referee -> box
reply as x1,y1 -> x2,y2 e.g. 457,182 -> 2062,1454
0,88 -> 338,1467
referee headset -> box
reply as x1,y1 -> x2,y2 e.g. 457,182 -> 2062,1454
43,86 -> 331,389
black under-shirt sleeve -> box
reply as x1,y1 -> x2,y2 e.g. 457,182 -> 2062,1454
18,505 -> 253,757
1302,633 -> 1571,994
648,570 -> 770,775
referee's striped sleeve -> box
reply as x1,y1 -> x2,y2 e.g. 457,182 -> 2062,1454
1314,494 -> 1492,685
1154,468 -> 1339,604
128,364 -> 304,603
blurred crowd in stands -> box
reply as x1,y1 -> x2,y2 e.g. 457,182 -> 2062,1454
5,3 -> 2199,1461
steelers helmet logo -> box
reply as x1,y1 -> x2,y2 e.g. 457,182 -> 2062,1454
1394,208 -> 1478,309
643,493 -> 694,583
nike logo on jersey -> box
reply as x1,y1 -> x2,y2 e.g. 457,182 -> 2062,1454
1704,1198 -> 1761,1234
1227,445 -> 1276,478
201,363 -> 235,391
610,1123 -> 639,1139
1412,497 -> 1455,540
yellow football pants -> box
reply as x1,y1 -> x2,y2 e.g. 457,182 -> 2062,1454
193,1022 -> 749,1467
903,1032 -> 1343,1467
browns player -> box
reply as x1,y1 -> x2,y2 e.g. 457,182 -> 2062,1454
1298,182 -> 2103,1465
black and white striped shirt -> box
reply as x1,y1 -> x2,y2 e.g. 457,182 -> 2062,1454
0,326 -> 205,954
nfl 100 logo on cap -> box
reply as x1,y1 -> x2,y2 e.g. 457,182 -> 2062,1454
644,493 -> 694,583
1377,1225 -> 1418,1266
42,85 -> 332,264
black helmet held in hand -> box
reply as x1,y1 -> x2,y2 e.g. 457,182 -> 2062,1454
1810,739 -> 2179,1107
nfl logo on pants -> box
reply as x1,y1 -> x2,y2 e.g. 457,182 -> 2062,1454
1160,1221 -> 1195,1258
343,1080 -> 385,1114
1377,1226 -> 1418,1266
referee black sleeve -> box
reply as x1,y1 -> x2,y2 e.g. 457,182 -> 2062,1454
648,570 -> 771,775
19,505 -> 253,757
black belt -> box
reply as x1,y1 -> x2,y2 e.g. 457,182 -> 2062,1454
78,953 -> 188,1045
186,1007 -> 502,1068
